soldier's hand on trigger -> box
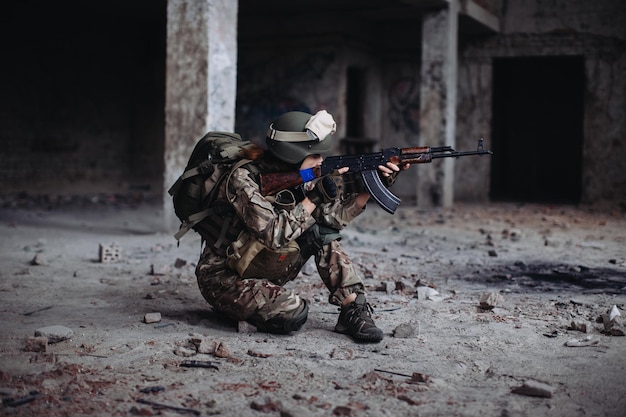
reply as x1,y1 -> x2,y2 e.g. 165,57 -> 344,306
378,161 -> 409,177
377,161 -> 409,188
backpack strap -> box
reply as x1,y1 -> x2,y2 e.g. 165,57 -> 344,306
174,208 -> 211,241
212,158 -> 252,249
168,161 -> 213,197
224,159 -> 258,202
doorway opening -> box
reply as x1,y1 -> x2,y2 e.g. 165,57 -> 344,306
490,56 -> 584,203
346,67 -> 367,138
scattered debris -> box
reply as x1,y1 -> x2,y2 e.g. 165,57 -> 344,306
479,291 -> 504,310
174,258 -> 187,268
99,243 -> 122,263
609,305 -> 621,321
250,398 -> 282,413
567,321 -> 587,333
380,281 -> 395,294
136,398 -> 200,416
512,379 -> 554,398
504,228 -> 523,242
397,394 -> 424,406
392,322 -> 418,338
237,321 -> 257,333
599,305 -> 624,336
150,264 -> 171,275
180,360 -> 219,370
2,391 -> 40,407
214,342 -> 232,358
30,253 -> 46,266
416,286 -> 440,301
578,241 -> 605,250
374,369 -> 430,384
143,312 -> 162,324
332,404 -> 363,416
22,305 -> 53,316
564,336 -> 600,347
188,335 -> 216,355
330,348 -> 354,360
138,385 -> 165,394
34,325 -> 73,343
247,349 -> 272,358
2,203 -> 625,415
24,336 -> 48,352
395,280 -> 416,295
415,279 -> 437,289
173,346 -> 196,357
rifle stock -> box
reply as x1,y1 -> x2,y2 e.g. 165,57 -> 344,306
259,168 -> 320,197
259,138 -> 492,213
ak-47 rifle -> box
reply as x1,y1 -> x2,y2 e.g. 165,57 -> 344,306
260,138 -> 493,214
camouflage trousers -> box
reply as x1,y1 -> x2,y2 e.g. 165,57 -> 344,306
195,239 -> 364,323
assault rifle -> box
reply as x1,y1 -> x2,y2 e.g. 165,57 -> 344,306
259,138 -> 492,214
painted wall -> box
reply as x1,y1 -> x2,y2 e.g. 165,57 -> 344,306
235,42 -> 343,146
236,14 -> 424,203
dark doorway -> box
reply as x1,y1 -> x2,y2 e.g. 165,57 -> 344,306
490,56 -> 584,203
346,67 -> 367,138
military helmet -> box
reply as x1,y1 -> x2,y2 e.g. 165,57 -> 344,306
266,110 -> 336,165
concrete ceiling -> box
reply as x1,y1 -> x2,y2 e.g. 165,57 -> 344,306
238,0 -> 498,35
238,0 -> 439,20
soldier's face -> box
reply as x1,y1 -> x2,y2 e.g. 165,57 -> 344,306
299,154 -> 323,170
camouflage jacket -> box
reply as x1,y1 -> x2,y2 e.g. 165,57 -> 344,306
224,165 -> 365,251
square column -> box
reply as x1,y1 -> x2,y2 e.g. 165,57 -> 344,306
163,0 -> 238,232
417,0 -> 458,207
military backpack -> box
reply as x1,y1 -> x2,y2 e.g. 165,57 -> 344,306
168,131 -> 259,252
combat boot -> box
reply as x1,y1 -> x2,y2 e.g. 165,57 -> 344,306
249,299 -> 309,335
335,294 -> 383,342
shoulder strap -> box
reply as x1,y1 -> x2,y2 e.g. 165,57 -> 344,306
210,158 -> 252,249
168,167 -> 200,197
224,158 -> 253,203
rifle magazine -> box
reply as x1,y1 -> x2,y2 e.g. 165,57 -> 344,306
361,170 -> 401,214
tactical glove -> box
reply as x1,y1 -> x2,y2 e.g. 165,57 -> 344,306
306,175 -> 338,205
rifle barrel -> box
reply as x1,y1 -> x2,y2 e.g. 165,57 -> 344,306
430,146 -> 454,153
431,149 -> 493,159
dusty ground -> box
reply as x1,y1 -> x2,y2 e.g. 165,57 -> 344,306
0,197 -> 625,417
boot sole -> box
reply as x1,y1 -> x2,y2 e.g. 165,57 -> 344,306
334,323 -> 383,342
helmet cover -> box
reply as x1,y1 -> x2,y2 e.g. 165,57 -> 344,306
266,110 -> 336,164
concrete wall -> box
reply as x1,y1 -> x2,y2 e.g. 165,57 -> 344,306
236,13 -> 424,204
0,1 -> 166,196
457,0 -> 626,204
1,0 -> 624,210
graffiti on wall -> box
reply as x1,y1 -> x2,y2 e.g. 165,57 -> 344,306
387,75 -> 421,135
236,51 -> 337,144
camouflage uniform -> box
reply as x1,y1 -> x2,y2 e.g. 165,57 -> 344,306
195,164 -> 366,326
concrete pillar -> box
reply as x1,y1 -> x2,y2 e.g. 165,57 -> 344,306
417,0 -> 458,207
163,0 -> 238,232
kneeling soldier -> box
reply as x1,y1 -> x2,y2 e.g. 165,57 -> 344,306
195,110 -> 407,342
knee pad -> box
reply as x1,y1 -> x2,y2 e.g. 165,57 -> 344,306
251,299 -> 309,334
